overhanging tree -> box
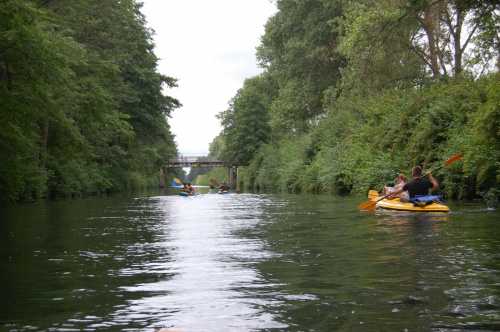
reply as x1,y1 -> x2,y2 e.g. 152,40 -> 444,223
257,0 -> 344,135
217,77 -> 271,166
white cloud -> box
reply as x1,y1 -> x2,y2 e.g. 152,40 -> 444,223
140,0 -> 277,156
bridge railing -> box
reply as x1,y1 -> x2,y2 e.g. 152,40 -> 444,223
167,156 -> 231,168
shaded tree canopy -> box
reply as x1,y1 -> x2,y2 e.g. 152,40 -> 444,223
217,76 -> 272,166
0,0 -> 181,201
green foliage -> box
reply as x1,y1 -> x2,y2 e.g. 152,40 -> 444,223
195,168 -> 228,186
211,0 -> 500,203
218,76 -> 271,166
257,0 -> 343,135
188,165 -> 213,183
244,143 -> 281,190
209,135 -> 225,156
241,136 -> 317,193
332,0 -> 425,92
236,73 -> 499,201
46,158 -> 112,199
439,73 -> 500,202
0,156 -> 48,202
0,0 -> 180,202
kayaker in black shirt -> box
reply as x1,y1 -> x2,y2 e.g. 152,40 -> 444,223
389,166 -> 439,199
218,180 -> 232,192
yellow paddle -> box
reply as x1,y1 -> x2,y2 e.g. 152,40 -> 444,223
358,154 -> 463,211
173,178 -> 182,185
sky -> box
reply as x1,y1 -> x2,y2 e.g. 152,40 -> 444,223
140,0 -> 278,157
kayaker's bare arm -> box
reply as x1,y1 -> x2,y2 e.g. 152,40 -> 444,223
389,187 -> 403,198
426,172 -> 439,190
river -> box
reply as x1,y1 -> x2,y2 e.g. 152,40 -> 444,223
0,187 -> 499,331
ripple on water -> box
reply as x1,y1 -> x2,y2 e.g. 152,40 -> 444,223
1,193 -> 499,331
111,194 -> 289,331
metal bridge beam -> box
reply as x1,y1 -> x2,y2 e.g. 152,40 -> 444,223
166,156 -> 233,168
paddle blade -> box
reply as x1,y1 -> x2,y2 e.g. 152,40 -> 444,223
171,181 -> 181,187
368,190 -> 379,199
443,154 -> 463,166
357,200 -> 377,210
423,153 -> 465,178
173,178 -> 182,185
210,179 -> 219,185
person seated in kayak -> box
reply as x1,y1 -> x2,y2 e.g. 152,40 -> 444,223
389,166 -> 439,199
187,181 -> 196,194
218,180 -> 231,192
181,182 -> 191,194
382,173 -> 408,199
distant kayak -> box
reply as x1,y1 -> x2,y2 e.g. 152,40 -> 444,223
218,191 -> 231,195
179,191 -> 198,197
374,197 -> 450,212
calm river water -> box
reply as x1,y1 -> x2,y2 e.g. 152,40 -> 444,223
0,188 -> 499,331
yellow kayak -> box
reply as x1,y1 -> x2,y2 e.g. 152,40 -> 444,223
374,197 -> 450,212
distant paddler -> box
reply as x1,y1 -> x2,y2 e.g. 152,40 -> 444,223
218,180 -> 231,192
210,179 -> 243,194
187,181 -> 197,194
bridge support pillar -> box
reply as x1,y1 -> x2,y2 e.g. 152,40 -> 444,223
160,167 -> 165,188
229,166 -> 238,188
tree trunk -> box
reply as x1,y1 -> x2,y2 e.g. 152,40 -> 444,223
452,6 -> 464,77
39,118 -> 49,168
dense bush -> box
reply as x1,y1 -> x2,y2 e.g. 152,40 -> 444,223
236,75 -> 499,202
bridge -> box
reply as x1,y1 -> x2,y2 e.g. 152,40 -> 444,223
166,156 -> 233,168
160,156 -> 239,187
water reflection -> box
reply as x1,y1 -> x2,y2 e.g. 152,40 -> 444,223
114,194 -> 287,331
1,192 -> 499,331
363,210 -> 500,331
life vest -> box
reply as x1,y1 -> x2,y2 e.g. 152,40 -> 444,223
408,195 -> 444,207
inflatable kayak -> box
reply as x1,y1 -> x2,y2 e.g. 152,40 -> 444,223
374,197 -> 450,212
179,191 -> 198,196
218,191 -> 231,194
